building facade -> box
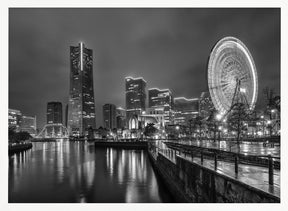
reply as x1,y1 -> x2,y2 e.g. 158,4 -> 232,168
68,42 -> 96,136
47,102 -> 62,124
65,104 -> 68,127
116,107 -> 126,129
174,97 -> 199,125
148,88 -> 173,125
125,77 -> 146,124
8,108 -> 22,131
103,104 -> 116,130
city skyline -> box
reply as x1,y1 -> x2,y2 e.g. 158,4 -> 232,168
9,8 -> 280,128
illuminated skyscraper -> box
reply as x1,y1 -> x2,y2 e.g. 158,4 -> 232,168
47,102 -> 62,124
68,42 -> 96,136
125,77 -> 146,122
103,104 -> 116,130
148,88 -> 173,125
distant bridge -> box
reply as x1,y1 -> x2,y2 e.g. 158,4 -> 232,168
36,123 -> 69,139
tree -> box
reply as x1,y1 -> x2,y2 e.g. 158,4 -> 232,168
143,123 -> 158,137
206,109 -> 219,142
263,87 -> 280,136
227,103 -> 251,147
15,131 -> 32,142
97,126 -> 108,138
9,127 -> 16,142
192,116 -> 204,140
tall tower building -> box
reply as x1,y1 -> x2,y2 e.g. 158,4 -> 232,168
103,104 -> 116,130
47,102 -> 62,124
148,88 -> 173,125
68,42 -> 96,136
65,104 -> 68,127
125,76 -> 146,122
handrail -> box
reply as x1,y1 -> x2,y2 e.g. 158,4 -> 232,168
164,141 -> 280,160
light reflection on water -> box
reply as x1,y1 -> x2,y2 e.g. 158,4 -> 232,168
9,140 -> 173,203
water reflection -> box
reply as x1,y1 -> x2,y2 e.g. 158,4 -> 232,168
9,140 -> 173,203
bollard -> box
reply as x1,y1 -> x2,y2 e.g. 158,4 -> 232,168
191,151 -> 194,161
201,151 -> 203,165
214,153 -> 217,171
268,155 -> 274,185
235,155 -> 239,175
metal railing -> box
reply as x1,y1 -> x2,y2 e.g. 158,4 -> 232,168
149,141 -> 280,186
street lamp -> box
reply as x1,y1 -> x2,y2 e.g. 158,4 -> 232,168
216,113 -> 222,121
240,88 -> 246,93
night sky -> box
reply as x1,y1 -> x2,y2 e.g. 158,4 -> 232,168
9,8 -> 280,129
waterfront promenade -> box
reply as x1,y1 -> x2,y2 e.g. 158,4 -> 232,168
152,139 -> 280,199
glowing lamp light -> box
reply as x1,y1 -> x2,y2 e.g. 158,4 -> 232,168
216,114 -> 222,121
267,120 -> 271,124
240,88 -> 246,93
176,126 -> 180,130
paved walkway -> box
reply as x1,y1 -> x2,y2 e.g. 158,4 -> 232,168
159,147 -> 280,198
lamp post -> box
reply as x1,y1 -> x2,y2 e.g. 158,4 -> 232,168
267,120 -> 272,137
260,115 -> 265,137
214,113 -> 222,142
218,125 -> 222,141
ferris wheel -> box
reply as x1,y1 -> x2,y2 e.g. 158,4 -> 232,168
207,37 -> 258,117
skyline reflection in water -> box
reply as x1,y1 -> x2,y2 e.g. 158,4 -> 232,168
9,140 -> 173,203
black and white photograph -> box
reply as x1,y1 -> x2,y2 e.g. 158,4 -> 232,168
2,1 -> 287,208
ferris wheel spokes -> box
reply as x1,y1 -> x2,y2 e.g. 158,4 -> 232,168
207,36 -> 258,117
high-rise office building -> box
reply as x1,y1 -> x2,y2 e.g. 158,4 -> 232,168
174,97 -> 199,125
148,88 -> 173,125
65,104 -> 68,127
103,104 -> 116,130
68,42 -> 96,136
47,102 -> 62,124
125,76 -> 146,122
